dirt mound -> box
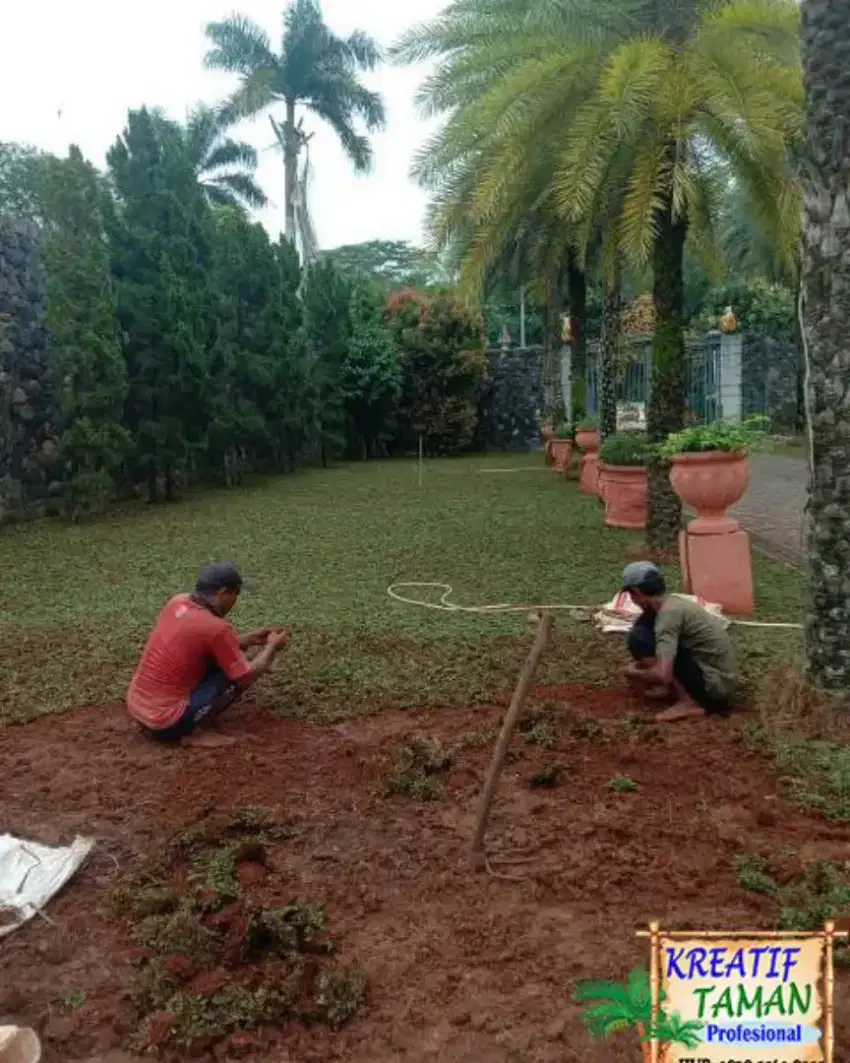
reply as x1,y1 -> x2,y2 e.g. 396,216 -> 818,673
1,690 -> 849,1062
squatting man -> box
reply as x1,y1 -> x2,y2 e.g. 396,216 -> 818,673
621,561 -> 739,723
126,562 -> 289,748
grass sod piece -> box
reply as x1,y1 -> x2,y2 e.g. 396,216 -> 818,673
470,611 -> 554,877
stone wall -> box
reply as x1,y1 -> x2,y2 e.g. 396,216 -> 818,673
476,344 -> 545,451
0,215 -> 60,522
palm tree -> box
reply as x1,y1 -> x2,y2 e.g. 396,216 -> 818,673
204,1 -> 386,253
575,967 -> 705,1063
551,0 -> 801,549
799,0 -> 850,689
397,0 -> 801,551
186,104 -> 267,211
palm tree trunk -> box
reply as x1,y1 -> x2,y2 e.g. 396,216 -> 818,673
647,196 -> 688,554
272,102 -> 299,243
544,260 -> 566,424
568,252 -> 588,423
599,264 -> 621,439
801,0 -> 850,688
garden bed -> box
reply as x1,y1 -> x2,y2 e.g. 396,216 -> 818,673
2,685 -> 849,1062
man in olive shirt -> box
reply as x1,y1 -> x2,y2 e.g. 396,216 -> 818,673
621,562 -> 738,723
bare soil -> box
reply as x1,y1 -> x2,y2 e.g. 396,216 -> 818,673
2,685 -> 848,1063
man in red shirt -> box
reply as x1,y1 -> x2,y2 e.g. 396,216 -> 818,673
127,562 -> 290,748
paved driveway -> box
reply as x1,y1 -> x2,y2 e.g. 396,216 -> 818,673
730,453 -> 808,566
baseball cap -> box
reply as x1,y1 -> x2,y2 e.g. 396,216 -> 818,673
622,561 -> 665,593
195,561 -> 252,595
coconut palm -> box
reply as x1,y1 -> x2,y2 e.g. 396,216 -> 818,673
204,1 -> 386,254
799,0 -> 850,689
185,104 -> 267,211
397,0 -> 801,550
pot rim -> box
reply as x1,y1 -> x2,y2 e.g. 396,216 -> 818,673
599,462 -> 648,473
669,449 -> 747,465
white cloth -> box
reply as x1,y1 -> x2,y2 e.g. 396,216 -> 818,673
594,591 -> 727,634
0,834 -> 93,938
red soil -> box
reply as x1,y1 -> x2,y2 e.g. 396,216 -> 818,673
1,687 -> 848,1063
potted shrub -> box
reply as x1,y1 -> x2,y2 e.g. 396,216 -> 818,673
659,418 -> 765,533
549,422 -> 574,473
574,415 -> 600,494
598,432 -> 650,530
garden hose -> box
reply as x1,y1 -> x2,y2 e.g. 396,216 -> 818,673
386,581 -> 803,630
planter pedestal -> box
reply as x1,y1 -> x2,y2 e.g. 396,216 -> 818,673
670,451 -> 754,616
679,528 -> 754,615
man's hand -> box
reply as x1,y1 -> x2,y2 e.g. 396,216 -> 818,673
266,628 -> 292,651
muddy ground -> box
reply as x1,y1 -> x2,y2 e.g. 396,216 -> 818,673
2,684 -> 848,1063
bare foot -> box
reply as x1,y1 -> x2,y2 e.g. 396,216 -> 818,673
653,701 -> 707,723
645,686 -> 672,702
180,731 -> 237,749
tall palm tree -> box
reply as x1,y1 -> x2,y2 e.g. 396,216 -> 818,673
204,1 -> 386,254
397,0 -> 801,551
800,0 -> 850,689
186,104 -> 267,211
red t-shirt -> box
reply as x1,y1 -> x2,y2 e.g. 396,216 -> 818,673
127,594 -> 252,730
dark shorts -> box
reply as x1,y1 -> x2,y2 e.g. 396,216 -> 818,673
148,666 -> 240,742
627,610 -> 731,716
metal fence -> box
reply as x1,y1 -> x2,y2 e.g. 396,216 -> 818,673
585,331 -> 800,429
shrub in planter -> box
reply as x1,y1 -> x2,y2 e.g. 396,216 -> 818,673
598,433 -> 650,530
659,418 -> 765,534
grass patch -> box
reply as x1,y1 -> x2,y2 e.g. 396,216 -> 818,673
608,774 -> 638,793
735,850 -> 850,961
0,454 -> 805,725
387,735 -> 451,800
748,670 -> 850,821
116,811 -> 364,1053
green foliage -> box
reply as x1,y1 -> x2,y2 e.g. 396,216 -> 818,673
385,288 -> 488,454
553,422 -> 575,440
39,146 -> 131,518
608,774 -> 638,792
107,108 -> 213,502
388,736 -> 451,800
599,431 -> 649,467
340,281 -> 400,458
659,416 -> 767,457
302,258 -> 353,462
323,240 -> 450,291
695,277 -> 796,338
577,415 -> 599,430
0,141 -> 46,218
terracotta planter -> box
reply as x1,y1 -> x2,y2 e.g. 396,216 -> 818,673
549,438 -> 573,473
575,427 -> 599,494
600,463 -> 648,530
668,450 -> 749,534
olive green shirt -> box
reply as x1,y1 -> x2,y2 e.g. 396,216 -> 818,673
654,594 -> 738,699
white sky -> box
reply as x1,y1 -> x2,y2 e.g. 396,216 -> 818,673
1,0 -> 448,250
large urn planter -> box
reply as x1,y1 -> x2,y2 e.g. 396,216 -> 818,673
549,438 -> 573,473
600,464 -> 648,530
669,451 -> 750,534
575,426 -> 600,494
666,446 -> 753,615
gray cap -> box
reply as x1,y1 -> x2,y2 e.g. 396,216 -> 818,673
195,561 -> 251,595
622,561 -> 663,592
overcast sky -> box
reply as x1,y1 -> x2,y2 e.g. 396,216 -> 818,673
2,0 -> 448,250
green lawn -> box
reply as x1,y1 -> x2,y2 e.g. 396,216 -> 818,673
0,453 -> 805,725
